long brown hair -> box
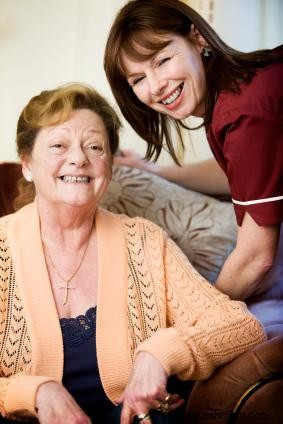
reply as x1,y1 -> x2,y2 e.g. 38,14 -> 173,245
104,0 -> 282,164
14,82 -> 121,210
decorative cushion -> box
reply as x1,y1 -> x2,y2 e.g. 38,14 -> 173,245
101,165 -> 237,282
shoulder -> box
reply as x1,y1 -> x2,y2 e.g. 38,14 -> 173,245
99,207 -> 166,236
244,61 -> 283,104
0,213 -> 13,237
0,215 -> 13,266
114,210 -> 165,233
0,204 -> 35,245
215,61 -> 283,121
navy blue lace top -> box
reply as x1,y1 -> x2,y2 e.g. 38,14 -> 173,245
60,306 -> 115,420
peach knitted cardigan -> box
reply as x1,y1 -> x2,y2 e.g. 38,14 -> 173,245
0,202 -> 266,419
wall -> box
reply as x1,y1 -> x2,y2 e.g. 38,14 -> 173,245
0,0 -> 282,164
0,0 -> 78,160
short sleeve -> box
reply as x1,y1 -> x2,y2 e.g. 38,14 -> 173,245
222,107 -> 283,226
207,61 -> 283,227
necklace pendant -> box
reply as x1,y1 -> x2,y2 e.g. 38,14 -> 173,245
59,281 -> 75,305
41,227 -> 92,306
63,291 -> 68,306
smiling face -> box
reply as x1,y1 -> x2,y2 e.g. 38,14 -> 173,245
22,108 -> 112,211
123,32 -> 207,120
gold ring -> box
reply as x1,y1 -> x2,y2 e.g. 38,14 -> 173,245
157,401 -> 169,414
137,412 -> 151,422
163,393 -> 171,403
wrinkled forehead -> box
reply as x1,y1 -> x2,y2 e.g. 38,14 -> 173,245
119,30 -> 171,74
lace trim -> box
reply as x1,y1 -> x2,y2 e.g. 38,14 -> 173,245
60,306 -> 96,347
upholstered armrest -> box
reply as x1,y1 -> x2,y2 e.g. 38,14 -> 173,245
185,336 -> 283,424
0,162 -> 22,217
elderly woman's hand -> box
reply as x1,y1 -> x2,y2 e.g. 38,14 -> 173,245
36,381 -> 92,424
118,351 -> 184,424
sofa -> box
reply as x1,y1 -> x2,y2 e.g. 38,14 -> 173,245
0,162 -> 283,423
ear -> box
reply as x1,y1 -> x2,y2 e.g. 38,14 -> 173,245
189,24 -> 208,53
21,155 -> 33,182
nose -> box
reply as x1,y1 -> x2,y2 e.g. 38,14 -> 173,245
69,145 -> 88,167
148,71 -> 167,96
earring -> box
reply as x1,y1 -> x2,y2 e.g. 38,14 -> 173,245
25,173 -> 33,182
202,47 -> 212,57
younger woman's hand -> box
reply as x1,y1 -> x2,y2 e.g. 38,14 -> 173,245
114,149 -> 159,174
36,381 -> 91,424
117,351 -> 184,424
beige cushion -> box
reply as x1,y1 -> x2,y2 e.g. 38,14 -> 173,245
101,165 -> 237,282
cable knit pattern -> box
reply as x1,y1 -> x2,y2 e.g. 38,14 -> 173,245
0,204 -> 266,418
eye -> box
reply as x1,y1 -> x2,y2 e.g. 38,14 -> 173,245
129,75 -> 145,87
158,57 -> 170,66
50,143 -> 65,153
88,143 -> 105,156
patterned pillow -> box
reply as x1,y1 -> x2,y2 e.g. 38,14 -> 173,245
101,165 -> 237,282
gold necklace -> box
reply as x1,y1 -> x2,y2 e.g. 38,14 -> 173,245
41,231 -> 92,305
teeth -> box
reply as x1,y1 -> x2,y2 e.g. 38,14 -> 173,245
162,85 -> 182,105
62,176 -> 90,183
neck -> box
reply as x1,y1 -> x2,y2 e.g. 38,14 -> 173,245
37,199 -> 97,249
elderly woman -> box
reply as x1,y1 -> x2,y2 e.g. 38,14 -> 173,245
0,83 -> 265,424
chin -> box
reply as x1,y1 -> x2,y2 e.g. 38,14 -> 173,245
168,110 -> 191,120
61,197 -> 92,209
163,104 -> 194,120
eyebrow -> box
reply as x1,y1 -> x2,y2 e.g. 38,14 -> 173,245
126,71 -> 142,79
47,127 -> 104,136
125,56 -> 156,79
125,41 -> 174,79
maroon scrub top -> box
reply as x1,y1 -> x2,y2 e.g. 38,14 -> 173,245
206,54 -> 283,226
